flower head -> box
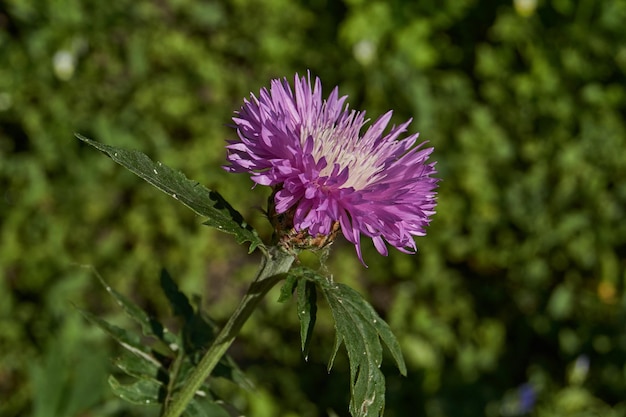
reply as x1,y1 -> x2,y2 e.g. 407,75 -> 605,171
225,72 -> 439,263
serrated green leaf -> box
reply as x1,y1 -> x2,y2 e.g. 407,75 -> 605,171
323,283 -> 385,417
297,279 -> 317,358
327,325 -> 343,372
83,269 -> 252,413
165,353 -> 250,416
160,270 -> 254,392
160,269 -> 195,321
76,134 -> 263,252
79,309 -> 151,355
185,397 -> 233,417
277,273 -> 298,303
160,270 -> 215,355
113,349 -> 164,382
213,355 -> 255,392
93,269 -> 179,350
187,317 -> 252,391
108,374 -> 163,405
350,288 -> 407,377
288,267 -> 406,417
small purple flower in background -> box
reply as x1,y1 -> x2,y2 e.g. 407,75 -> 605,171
569,354 -> 590,385
225,72 -> 439,263
517,383 -> 536,414
500,383 -> 536,416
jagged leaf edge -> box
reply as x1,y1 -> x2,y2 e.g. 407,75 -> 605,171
342,285 -> 407,376
108,374 -> 163,405
159,269 -> 254,391
281,270 -> 319,358
91,268 -> 178,352
290,267 -> 406,417
79,309 -> 150,355
113,349 -> 163,382
321,282 -> 385,417
76,134 -> 263,253
296,278 -> 317,358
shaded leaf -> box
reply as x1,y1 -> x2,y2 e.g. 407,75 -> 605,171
108,375 -> 163,405
160,270 -> 254,394
160,271 -> 254,392
166,356 -> 246,416
85,269 -> 254,413
93,269 -> 178,351
297,278 -> 317,359
323,283 -> 385,417
349,288 -> 407,377
161,268 -> 195,321
79,310 -> 150,355
186,396 -> 234,417
171,322 -> 253,392
277,273 -> 298,303
207,349 -> 254,391
113,349 -> 164,382
76,134 -> 263,252
30,328 -> 108,417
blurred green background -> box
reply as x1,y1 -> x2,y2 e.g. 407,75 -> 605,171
1,0 -> 626,416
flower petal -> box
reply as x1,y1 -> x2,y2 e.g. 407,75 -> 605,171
224,72 -> 439,264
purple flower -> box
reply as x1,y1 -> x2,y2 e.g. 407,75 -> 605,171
224,72 -> 439,263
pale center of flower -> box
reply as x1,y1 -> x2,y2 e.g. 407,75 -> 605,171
302,125 -> 383,190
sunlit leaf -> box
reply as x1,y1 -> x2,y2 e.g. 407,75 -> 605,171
108,375 -> 163,405
76,134 -> 264,252
322,282 -> 385,417
343,286 -> 407,377
287,267 -> 406,417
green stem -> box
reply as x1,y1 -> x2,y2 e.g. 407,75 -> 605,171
161,247 -> 295,417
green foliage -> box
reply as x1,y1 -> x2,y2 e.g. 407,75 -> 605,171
77,135 -> 263,253
296,277 -> 317,359
284,267 -> 406,417
30,315 -> 109,417
2,0 -> 626,416
82,269 -> 248,416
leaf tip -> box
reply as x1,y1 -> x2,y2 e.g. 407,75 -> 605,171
75,132 -> 91,142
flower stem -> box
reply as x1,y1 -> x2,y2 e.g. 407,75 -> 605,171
161,247 -> 295,417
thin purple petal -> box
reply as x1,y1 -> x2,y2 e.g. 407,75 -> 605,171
224,72 -> 439,263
